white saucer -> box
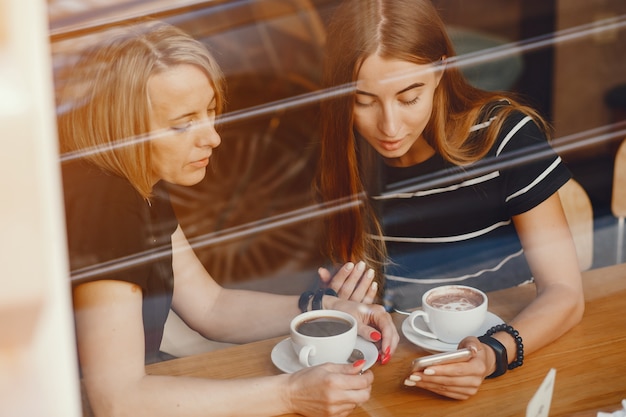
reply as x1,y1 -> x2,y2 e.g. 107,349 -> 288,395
271,336 -> 378,373
402,311 -> 504,353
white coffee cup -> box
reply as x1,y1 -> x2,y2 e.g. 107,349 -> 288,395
290,309 -> 357,367
409,285 -> 488,344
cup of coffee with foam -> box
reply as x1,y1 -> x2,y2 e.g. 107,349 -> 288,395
409,285 -> 487,344
290,309 -> 357,367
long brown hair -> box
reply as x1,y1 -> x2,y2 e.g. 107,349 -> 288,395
316,0 -> 549,288
57,20 -> 225,200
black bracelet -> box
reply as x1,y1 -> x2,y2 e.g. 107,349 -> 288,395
484,323 -> 524,370
298,291 -> 314,313
477,335 -> 508,378
311,288 -> 338,310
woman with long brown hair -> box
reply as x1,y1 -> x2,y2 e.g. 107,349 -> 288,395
317,0 -> 584,399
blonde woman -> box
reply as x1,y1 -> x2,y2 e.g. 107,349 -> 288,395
60,20 -> 398,417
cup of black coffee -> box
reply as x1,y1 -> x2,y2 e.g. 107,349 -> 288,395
290,310 -> 357,367
409,285 -> 487,344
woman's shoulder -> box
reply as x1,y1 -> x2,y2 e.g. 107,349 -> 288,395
62,159 -> 141,206
476,99 -> 532,127
500,107 -> 536,128
61,159 -> 148,238
471,100 -> 532,137
62,160 -> 153,281
487,107 -> 550,157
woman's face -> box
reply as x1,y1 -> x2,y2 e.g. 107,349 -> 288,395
148,64 -> 221,186
353,54 -> 443,167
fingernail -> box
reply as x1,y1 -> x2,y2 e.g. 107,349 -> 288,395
409,374 -> 421,382
356,261 -> 365,272
345,262 -> 354,271
424,368 -> 435,375
370,331 -> 381,342
353,359 -> 366,368
404,378 -> 417,386
367,269 -> 375,279
470,345 -> 478,354
371,280 -> 378,290
379,347 -> 391,365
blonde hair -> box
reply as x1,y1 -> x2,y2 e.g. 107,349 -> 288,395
57,20 -> 224,199
316,0 -> 550,290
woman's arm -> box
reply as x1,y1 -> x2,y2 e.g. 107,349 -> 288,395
170,226 -> 399,357
74,226 -> 398,416
408,192 -> 585,399
168,224 -> 297,343
494,192 -> 585,361
74,275 -> 374,417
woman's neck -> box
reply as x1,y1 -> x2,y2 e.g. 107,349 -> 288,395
384,136 -> 436,167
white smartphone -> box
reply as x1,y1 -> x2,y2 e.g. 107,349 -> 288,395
411,348 -> 473,372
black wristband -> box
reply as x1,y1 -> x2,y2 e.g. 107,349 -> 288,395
298,291 -> 314,313
484,324 -> 524,370
311,288 -> 337,310
478,335 -> 508,378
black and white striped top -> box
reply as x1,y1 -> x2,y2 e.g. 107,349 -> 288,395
375,110 -> 571,312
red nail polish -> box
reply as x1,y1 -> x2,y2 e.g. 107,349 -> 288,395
381,353 -> 391,365
384,346 -> 390,356
370,331 -> 382,342
353,359 -> 366,368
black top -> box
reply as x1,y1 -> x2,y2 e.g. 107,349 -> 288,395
62,160 -> 178,364
374,111 -> 572,311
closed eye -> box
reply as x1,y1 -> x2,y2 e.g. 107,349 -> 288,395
355,100 -> 376,108
400,96 -> 419,106
171,121 -> 193,133
355,90 -> 377,108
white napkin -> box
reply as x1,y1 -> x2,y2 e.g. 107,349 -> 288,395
598,400 -> 626,417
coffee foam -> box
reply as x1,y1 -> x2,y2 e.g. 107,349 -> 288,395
431,298 -> 477,311
427,289 -> 483,311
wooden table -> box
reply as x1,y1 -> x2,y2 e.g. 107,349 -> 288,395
147,263 -> 626,417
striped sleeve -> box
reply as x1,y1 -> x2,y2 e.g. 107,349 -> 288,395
497,113 -> 571,216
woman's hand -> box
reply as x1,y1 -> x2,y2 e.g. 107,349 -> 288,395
287,362 -> 374,417
325,297 -> 399,365
403,338 -> 492,400
319,262 -> 378,304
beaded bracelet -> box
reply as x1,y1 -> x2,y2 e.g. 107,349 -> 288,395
298,291 -> 314,313
311,288 -> 338,311
484,323 -> 524,370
